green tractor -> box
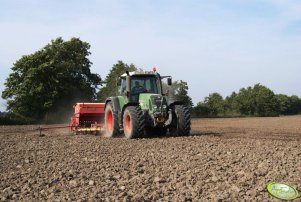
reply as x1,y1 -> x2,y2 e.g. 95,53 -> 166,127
104,68 -> 191,139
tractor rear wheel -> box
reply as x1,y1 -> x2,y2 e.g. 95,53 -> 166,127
169,105 -> 191,136
104,102 -> 120,137
123,106 -> 145,139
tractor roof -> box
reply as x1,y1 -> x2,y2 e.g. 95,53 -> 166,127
120,69 -> 159,77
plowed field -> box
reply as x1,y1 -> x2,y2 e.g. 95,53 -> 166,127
1,116 -> 301,201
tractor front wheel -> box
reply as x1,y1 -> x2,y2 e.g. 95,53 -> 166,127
169,105 -> 191,136
104,102 -> 120,137
123,106 -> 145,139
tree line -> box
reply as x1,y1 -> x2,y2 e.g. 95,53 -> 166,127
1,37 -> 300,124
192,84 -> 301,117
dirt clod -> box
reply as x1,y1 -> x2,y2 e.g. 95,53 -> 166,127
69,180 -> 77,188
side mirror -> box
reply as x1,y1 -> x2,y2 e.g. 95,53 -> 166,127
117,78 -> 121,86
167,78 -> 172,86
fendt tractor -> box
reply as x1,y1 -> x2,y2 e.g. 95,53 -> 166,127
103,68 -> 191,138
70,68 -> 190,138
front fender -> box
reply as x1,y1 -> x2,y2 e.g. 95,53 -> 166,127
105,97 -> 121,111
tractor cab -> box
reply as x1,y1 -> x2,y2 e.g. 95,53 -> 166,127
118,72 -> 163,102
117,69 -> 172,100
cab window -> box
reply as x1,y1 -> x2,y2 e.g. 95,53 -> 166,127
118,78 -> 126,96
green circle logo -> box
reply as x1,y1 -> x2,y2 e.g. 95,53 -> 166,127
267,182 -> 299,200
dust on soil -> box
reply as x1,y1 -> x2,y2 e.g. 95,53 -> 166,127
1,116 -> 301,201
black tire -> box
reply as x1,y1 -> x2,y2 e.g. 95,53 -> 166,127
169,105 -> 191,136
123,106 -> 145,139
104,102 -> 120,137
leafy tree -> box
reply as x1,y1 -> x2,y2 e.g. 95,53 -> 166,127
229,84 -> 279,116
274,94 -> 301,115
234,87 -> 256,115
97,61 -> 136,101
2,37 -> 101,122
275,94 -> 291,115
252,84 -> 279,116
202,93 -> 224,116
224,92 -> 240,115
207,93 -> 225,115
193,102 -> 211,117
289,95 -> 301,114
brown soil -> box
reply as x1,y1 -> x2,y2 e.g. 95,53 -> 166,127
1,116 -> 301,201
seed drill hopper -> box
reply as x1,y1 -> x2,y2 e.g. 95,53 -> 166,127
70,103 -> 105,135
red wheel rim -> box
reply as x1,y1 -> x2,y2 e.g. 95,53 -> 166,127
107,110 -> 113,133
124,113 -> 131,134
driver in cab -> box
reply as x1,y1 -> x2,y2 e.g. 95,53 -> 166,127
132,81 -> 146,95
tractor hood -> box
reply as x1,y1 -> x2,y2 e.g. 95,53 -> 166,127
139,93 -> 167,113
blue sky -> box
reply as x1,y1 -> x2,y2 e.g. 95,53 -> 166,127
1,0 -> 301,111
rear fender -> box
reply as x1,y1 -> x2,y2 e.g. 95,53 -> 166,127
168,101 -> 183,109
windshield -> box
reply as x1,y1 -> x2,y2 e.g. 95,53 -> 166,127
131,76 -> 161,94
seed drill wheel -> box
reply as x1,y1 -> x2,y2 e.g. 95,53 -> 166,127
123,106 -> 145,139
169,105 -> 191,136
104,102 -> 120,137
